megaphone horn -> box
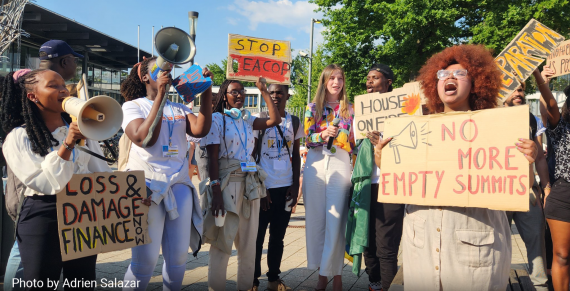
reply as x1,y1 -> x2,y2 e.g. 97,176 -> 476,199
389,121 -> 418,164
62,96 -> 124,145
150,27 -> 196,81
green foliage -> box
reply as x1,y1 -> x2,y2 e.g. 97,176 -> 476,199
205,59 -> 255,87
312,0 -> 570,99
289,46 -> 329,109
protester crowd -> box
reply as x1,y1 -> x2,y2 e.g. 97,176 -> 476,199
0,38 -> 569,291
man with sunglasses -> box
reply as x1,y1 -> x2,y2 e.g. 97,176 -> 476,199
503,82 -> 551,291
251,84 -> 304,291
38,40 -> 83,81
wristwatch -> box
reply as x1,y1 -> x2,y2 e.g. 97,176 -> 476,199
210,179 -> 221,188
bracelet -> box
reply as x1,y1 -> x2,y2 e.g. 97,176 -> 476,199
538,81 -> 547,86
210,179 -> 221,188
544,182 -> 551,190
63,142 -> 74,152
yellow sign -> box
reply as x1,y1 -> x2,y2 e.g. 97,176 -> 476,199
227,34 -> 292,85
495,19 -> 565,99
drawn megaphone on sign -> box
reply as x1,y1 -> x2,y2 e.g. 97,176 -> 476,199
389,121 -> 418,164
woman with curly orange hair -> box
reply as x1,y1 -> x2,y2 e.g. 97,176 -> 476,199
374,44 -> 538,290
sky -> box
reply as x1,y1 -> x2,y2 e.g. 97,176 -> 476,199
38,0 -> 325,75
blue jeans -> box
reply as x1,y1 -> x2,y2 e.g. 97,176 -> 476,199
4,242 -> 23,291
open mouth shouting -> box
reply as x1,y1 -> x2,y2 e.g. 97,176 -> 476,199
444,81 -> 457,96
366,85 -> 374,93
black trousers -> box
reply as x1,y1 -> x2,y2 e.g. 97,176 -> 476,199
17,195 -> 97,291
253,186 -> 292,286
363,183 -> 405,290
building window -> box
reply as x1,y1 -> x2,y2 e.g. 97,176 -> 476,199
194,95 -> 201,107
245,94 -> 257,108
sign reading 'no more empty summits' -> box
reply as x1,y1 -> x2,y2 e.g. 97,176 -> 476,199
227,34 -> 291,85
56,171 -> 150,261
379,105 -> 530,211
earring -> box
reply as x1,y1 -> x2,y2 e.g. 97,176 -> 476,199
34,100 -> 38,103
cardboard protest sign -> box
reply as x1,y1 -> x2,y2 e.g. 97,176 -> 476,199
495,19 -> 565,99
379,105 -> 530,211
172,64 -> 212,103
226,34 -> 291,85
354,82 -> 424,139
57,171 -> 150,261
546,40 -> 570,77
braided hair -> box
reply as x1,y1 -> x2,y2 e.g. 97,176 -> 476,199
120,57 -> 157,101
214,79 -> 242,113
0,69 -> 70,156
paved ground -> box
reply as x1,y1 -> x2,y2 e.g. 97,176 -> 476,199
92,175 -> 532,291
1,174 -> 531,291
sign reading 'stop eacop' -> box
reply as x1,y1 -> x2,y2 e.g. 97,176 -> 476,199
227,34 -> 291,85
56,171 -> 150,261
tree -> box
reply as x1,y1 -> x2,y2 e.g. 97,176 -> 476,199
205,58 -> 255,87
289,45 -> 329,109
312,0 -> 570,99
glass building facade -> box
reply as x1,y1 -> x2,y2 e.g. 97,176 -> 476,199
0,42 -> 128,103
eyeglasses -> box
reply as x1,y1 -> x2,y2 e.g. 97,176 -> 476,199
437,69 -> 468,80
226,90 -> 246,97
269,90 -> 284,96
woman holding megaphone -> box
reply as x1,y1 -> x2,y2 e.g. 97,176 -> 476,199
303,64 -> 355,291
120,57 -> 214,291
200,77 -> 280,291
1,69 -> 112,290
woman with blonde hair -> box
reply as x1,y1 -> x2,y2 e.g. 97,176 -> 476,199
303,64 -> 355,291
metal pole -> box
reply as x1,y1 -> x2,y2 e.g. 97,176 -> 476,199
152,26 -> 154,57
307,18 -> 315,105
137,25 -> 140,62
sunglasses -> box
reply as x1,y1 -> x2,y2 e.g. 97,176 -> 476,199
437,69 -> 468,80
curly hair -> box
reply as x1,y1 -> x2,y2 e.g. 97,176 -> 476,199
120,57 -> 157,101
0,69 -> 71,156
214,79 -> 242,114
417,45 -> 501,113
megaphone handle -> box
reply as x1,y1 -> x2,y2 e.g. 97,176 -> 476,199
393,146 -> 401,164
141,84 -> 169,148
70,115 -> 86,146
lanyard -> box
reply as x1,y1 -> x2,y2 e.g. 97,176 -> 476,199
145,98 -> 176,146
273,113 -> 289,160
231,118 -> 248,156
52,118 -> 75,162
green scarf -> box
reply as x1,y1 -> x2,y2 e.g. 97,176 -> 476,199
346,138 -> 373,276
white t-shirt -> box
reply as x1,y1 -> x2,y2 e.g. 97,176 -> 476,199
122,98 -> 192,176
256,113 -> 305,189
201,112 -> 257,161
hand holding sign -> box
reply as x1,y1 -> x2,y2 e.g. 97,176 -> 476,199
227,34 -> 291,85
172,65 -> 213,103
379,105 -> 530,211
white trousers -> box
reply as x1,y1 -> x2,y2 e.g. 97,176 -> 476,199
208,179 -> 260,291
123,183 -> 194,291
303,147 -> 351,276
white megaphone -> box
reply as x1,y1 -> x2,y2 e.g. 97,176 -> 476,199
149,27 -> 196,81
62,96 -> 124,146
389,121 -> 418,164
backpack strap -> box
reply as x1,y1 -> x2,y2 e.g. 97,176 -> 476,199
253,111 -> 268,164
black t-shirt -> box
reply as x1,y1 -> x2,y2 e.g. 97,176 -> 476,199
529,112 -> 538,140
